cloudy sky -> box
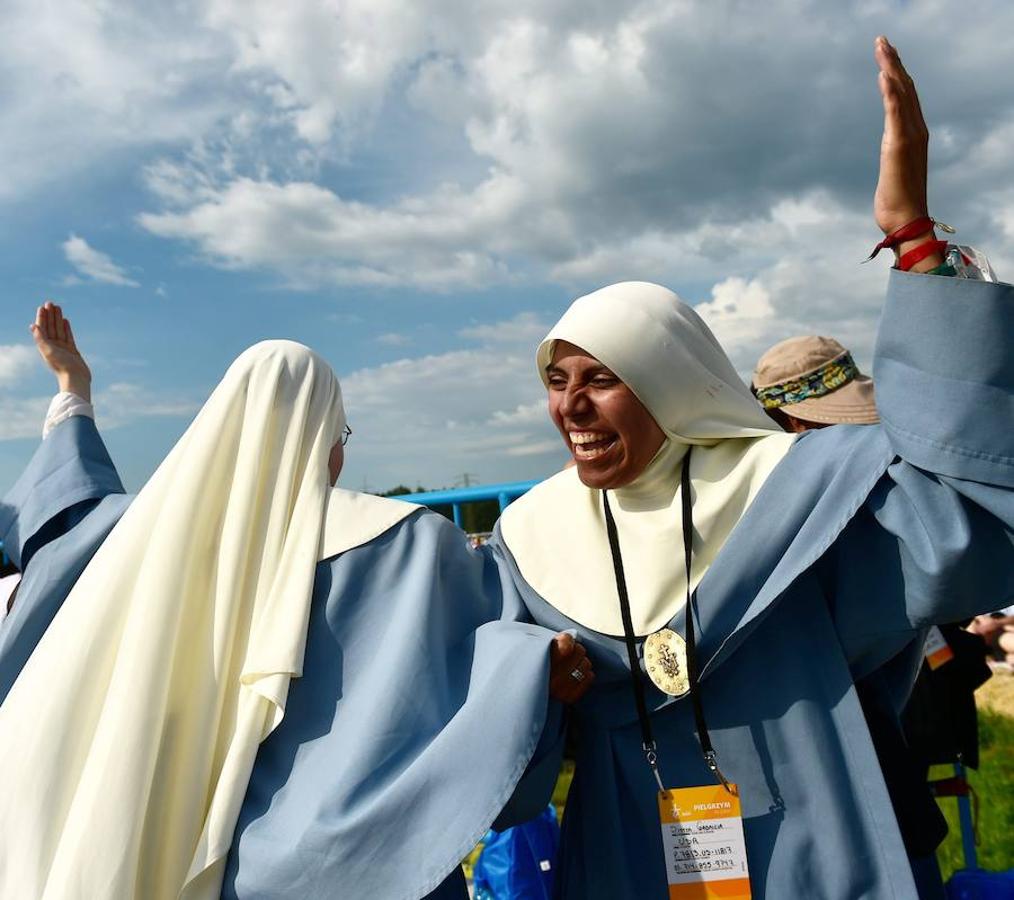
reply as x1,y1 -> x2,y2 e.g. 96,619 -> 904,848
2,0 -> 1013,495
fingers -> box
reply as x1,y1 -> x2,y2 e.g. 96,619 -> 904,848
40,301 -> 57,341
875,36 -> 904,81
31,300 -> 72,345
548,667 -> 595,704
875,36 -> 914,89
548,635 -> 596,705
31,303 -> 53,348
551,631 -> 576,659
54,305 -> 68,343
875,37 -> 927,134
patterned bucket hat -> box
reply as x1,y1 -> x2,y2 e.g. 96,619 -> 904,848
751,335 -> 879,425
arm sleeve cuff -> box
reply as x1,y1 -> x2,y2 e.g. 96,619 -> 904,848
43,392 -> 95,439
1,416 -> 123,568
874,269 -> 1014,486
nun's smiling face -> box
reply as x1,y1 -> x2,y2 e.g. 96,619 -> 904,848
547,341 -> 665,489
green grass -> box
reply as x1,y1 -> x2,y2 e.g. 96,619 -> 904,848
933,707 -> 1014,879
551,760 -> 575,816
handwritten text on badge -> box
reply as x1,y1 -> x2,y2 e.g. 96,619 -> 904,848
658,784 -> 751,900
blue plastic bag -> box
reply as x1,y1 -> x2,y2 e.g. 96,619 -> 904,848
946,868 -> 1014,900
473,804 -> 560,900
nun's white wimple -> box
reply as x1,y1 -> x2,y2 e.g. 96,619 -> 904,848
504,282 -> 794,635
0,341 -> 346,898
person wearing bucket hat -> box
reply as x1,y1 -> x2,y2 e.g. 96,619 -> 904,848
752,335 -> 879,430
754,334 -> 958,900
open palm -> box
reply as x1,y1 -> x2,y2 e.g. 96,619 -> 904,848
30,301 -> 92,401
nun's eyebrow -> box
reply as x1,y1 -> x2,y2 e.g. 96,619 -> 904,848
545,363 -> 615,378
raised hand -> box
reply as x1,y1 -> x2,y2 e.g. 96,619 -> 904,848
30,301 -> 92,402
549,631 -> 595,704
873,37 -> 941,269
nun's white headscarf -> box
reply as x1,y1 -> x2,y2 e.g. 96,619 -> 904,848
0,341 -> 355,899
502,282 -> 795,636
537,281 -> 780,442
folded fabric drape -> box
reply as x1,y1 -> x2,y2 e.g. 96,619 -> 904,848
0,340 -> 344,900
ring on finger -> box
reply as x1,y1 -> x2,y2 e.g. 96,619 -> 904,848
570,667 -> 586,683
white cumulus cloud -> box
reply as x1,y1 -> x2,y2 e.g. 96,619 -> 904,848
63,235 -> 140,287
0,382 -> 199,443
0,345 -> 37,388
337,313 -> 564,490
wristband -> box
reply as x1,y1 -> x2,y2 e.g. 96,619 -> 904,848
898,239 -> 948,272
865,216 -> 955,261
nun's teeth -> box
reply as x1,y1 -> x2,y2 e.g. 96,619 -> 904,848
571,434 -> 616,459
570,431 -> 611,445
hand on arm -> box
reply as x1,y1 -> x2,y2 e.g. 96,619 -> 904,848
873,36 -> 944,273
30,301 -> 92,402
548,631 -> 595,704
968,615 -> 1014,665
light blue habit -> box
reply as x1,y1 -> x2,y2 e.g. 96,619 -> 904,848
0,418 -> 557,900
490,269 -> 1014,900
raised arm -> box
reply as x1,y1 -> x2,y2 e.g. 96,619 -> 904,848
0,304 -> 129,702
1,303 -> 120,572
818,40 -> 1014,672
872,36 -> 944,274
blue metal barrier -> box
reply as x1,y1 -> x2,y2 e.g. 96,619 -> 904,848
0,481 -> 542,568
390,480 -> 541,527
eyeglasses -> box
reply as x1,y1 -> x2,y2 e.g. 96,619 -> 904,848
340,424 -> 352,446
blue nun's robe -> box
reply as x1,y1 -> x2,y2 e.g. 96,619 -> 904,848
0,418 -> 556,900
491,270 -> 1014,900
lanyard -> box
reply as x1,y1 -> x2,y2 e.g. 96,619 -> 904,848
602,447 -> 731,792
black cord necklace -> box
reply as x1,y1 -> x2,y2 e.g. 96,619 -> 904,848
602,447 -> 732,792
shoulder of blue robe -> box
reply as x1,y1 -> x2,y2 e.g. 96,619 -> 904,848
822,454 -> 1014,680
707,273 -> 1014,676
494,416 -> 1010,713
318,486 -> 418,561
0,415 -> 125,570
819,273 -> 1014,676
0,416 -> 131,704
490,425 -> 894,684
876,270 -> 1014,486
224,507 -> 556,900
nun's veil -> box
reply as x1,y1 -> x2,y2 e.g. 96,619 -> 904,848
0,341 -> 345,898
537,281 -> 779,443
503,282 -> 795,637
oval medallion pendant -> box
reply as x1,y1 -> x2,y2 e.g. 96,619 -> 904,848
644,628 -> 690,697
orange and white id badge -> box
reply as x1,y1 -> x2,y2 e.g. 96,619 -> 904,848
658,784 -> 752,900
924,626 -> 955,670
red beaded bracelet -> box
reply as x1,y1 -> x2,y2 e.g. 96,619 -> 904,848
897,239 -> 948,272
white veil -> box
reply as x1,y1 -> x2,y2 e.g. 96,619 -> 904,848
0,341 -> 344,899
504,282 -> 794,635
